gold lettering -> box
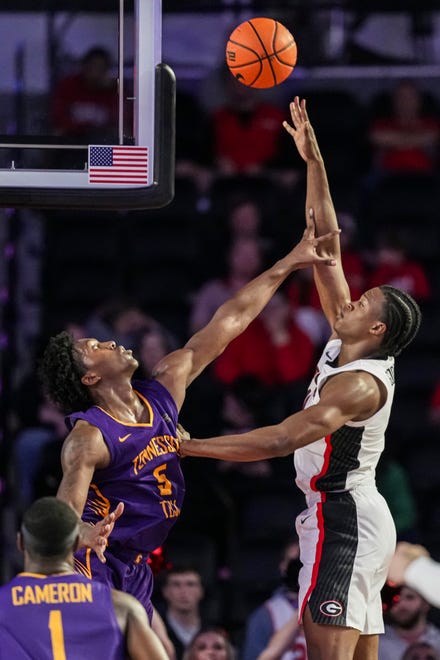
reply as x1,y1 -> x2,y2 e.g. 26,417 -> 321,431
11,582 -> 94,606
159,499 -> 180,520
80,583 -> 93,603
48,584 -> 58,603
35,584 -> 50,603
132,436 -> 179,475
24,586 -> 36,604
58,583 -> 69,603
12,586 -> 23,606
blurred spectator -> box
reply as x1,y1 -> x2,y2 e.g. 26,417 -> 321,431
84,298 -> 161,348
196,194 -> 285,286
182,628 -> 235,660
159,566 -> 206,660
213,290 -> 315,394
428,381 -> 440,427
402,641 -> 440,660
51,46 -> 119,142
12,394 -> 65,509
190,236 -> 264,334
217,376 -> 274,483
242,538 -> 306,660
368,79 -> 440,176
376,451 -> 418,540
367,231 -> 431,303
209,71 -> 287,176
135,326 -> 178,380
379,586 -> 440,660
175,90 -> 213,194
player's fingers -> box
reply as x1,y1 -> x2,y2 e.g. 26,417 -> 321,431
113,501 -> 124,519
315,229 -> 341,243
295,96 -> 305,121
291,99 -> 302,126
301,98 -> 310,121
96,547 -> 106,563
282,120 -> 295,136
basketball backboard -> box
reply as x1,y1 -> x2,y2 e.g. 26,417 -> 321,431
0,0 -> 175,210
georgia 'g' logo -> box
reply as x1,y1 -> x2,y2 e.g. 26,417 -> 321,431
319,600 -> 343,617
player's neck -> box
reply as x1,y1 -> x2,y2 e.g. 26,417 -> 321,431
93,380 -> 147,423
338,340 -> 381,365
25,557 -> 75,576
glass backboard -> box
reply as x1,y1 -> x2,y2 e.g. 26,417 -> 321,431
0,0 -> 175,210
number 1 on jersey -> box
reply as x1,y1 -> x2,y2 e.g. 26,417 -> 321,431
48,609 -> 66,660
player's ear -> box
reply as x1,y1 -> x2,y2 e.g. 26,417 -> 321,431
73,534 -> 80,553
370,321 -> 386,337
81,372 -> 101,386
16,532 -> 24,553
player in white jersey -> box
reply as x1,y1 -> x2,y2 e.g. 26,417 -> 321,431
179,97 -> 422,660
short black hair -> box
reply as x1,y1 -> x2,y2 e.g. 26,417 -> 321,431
21,497 -> 79,558
162,565 -> 203,587
39,331 -> 94,414
378,285 -> 422,357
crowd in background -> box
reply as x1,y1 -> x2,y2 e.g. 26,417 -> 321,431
2,45 -> 440,659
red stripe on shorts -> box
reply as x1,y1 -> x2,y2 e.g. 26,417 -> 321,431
299,434 -> 332,622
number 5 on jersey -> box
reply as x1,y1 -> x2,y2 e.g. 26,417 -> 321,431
153,463 -> 172,496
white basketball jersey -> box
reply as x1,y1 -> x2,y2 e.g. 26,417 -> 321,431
294,338 -> 395,501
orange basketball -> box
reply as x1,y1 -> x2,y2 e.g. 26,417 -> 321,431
226,17 -> 297,89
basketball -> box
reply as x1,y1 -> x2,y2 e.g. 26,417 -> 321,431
226,17 -> 297,89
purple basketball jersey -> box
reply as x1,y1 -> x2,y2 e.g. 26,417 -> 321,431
0,572 -> 124,659
66,379 -> 185,554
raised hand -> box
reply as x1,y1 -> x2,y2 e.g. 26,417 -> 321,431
80,501 -> 124,563
176,423 -> 191,457
283,96 -> 322,163
290,209 -> 339,269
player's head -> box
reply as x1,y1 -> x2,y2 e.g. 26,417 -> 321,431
39,331 -> 95,414
18,497 -> 79,562
39,331 -> 138,414
334,285 -> 421,358
377,285 -> 421,357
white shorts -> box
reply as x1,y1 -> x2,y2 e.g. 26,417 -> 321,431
296,485 -> 396,634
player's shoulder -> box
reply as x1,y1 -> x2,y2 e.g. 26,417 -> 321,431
65,418 -> 104,443
62,419 -> 107,463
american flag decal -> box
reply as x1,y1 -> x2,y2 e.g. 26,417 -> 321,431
88,145 -> 148,185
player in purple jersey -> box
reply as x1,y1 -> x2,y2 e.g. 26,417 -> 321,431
38,220 -> 338,624
0,497 -> 168,660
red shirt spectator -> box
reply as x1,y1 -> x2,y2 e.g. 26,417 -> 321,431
369,80 -> 440,174
210,74 -> 285,174
214,292 -> 315,386
51,47 -> 119,140
368,238 -> 431,303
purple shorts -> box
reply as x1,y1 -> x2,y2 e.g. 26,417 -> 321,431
74,546 -> 154,622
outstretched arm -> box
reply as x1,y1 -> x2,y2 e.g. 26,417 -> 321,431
283,97 -> 351,328
179,370 -> 383,461
153,217 -> 338,410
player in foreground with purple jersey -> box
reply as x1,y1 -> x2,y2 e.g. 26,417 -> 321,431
38,219 -> 338,623
0,497 -> 168,660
